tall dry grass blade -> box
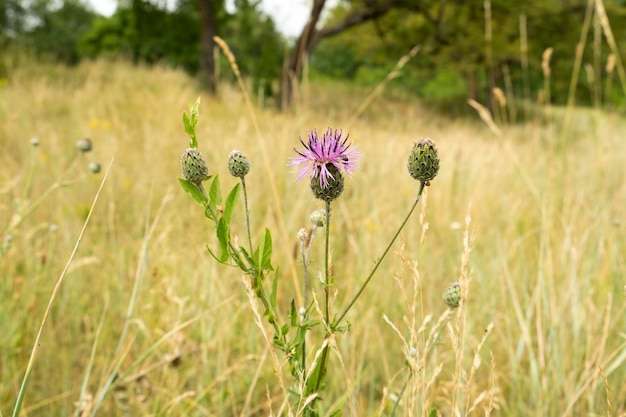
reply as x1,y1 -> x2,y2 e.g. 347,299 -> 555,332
89,190 -> 173,416
241,274 -> 293,417
239,346 -> 269,417
595,0 -> 626,98
519,14 -> 530,119
347,45 -> 421,126
11,158 -> 114,417
213,36 -> 302,304
604,53 -> 616,103
484,0 -> 496,118
467,98 -> 502,136
565,0 -> 594,123
74,301 -> 109,417
597,362 -> 613,417
593,10 -> 602,108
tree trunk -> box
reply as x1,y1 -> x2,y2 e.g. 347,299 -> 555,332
280,0 -> 327,111
198,0 -> 219,94
280,0 -> 402,111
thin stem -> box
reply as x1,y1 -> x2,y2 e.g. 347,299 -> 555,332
11,159 -> 113,417
324,201 -> 331,323
390,370 -> 411,417
241,176 -> 254,255
300,239 -> 308,376
312,201 -> 332,395
335,181 -> 426,326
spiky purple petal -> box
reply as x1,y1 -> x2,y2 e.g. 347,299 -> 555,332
289,127 -> 362,188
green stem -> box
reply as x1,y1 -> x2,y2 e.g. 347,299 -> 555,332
390,369 -> 411,417
241,177 -> 254,255
300,239 -> 308,376
312,201 -> 332,395
335,181 -> 426,326
324,201 -> 331,323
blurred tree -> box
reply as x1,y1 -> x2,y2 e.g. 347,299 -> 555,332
306,0 -> 626,112
0,0 -> 27,40
221,0 -> 283,98
198,0 -> 220,92
26,0 -> 97,63
282,0 -> 399,110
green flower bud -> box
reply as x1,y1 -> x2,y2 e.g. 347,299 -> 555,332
407,138 -> 439,184
181,148 -> 208,185
443,282 -> 461,309
88,162 -> 101,174
76,138 -> 92,153
228,150 -> 250,178
310,209 -> 326,227
310,164 -> 344,202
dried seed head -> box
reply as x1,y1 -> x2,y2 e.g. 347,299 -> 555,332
181,148 -> 208,185
407,138 -> 440,184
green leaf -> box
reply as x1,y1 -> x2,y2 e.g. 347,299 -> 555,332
329,410 -> 342,417
254,228 -> 273,272
270,273 -> 279,313
216,218 -> 229,263
182,98 -> 200,148
281,324 -> 289,336
239,247 -> 256,272
222,183 -> 241,226
289,299 -> 297,327
208,175 -> 222,216
178,178 -> 207,205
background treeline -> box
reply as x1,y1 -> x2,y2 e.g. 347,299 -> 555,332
2,0 -> 626,112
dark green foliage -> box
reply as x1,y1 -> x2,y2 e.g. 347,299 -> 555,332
310,0 -> 626,110
79,0 -> 201,73
2,0 -> 97,63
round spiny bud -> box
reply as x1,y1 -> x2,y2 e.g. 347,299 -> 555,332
310,164 -> 344,202
88,162 -> 101,174
408,138 -> 439,184
76,138 -> 92,153
228,150 -> 250,178
297,228 -> 308,242
443,282 -> 461,309
310,209 -> 326,227
181,148 -> 208,185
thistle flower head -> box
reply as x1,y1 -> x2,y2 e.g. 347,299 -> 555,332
310,209 -> 326,227
228,150 -> 250,178
76,138 -> 92,153
88,162 -> 101,174
289,127 -> 362,189
181,148 -> 208,185
310,164 -> 344,201
408,138 -> 439,184
443,282 -> 461,309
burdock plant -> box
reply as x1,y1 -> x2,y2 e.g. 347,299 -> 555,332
178,99 -> 441,417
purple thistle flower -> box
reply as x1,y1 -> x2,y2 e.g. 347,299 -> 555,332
289,127 -> 362,188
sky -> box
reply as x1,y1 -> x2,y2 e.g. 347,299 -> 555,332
88,0 -> 339,37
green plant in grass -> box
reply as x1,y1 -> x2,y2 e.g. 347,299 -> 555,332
178,98 -> 440,416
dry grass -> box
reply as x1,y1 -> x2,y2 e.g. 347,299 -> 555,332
1,55 -> 625,416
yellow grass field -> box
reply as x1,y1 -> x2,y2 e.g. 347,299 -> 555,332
1,56 -> 625,416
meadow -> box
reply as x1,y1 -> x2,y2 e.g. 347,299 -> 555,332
0,54 -> 625,416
